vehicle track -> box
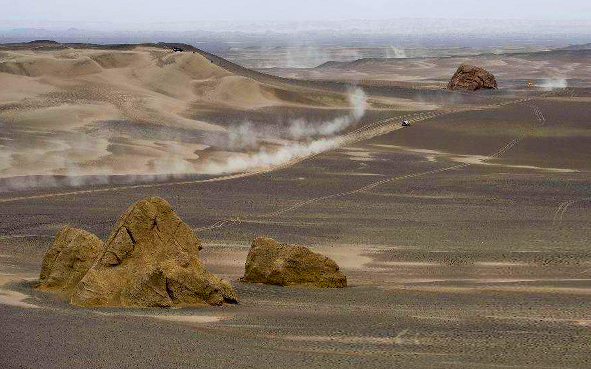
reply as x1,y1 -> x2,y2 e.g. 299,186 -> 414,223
259,104 -> 544,219
553,199 -> 591,226
195,98 -> 554,231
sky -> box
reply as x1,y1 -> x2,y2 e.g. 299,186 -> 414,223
2,0 -> 591,24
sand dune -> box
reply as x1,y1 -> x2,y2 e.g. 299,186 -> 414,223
204,75 -> 280,109
1,45 -> 398,184
0,55 -> 103,77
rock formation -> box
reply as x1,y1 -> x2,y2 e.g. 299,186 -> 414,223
38,226 -> 103,294
38,197 -> 237,307
242,237 -> 347,288
69,197 -> 238,307
447,64 -> 498,91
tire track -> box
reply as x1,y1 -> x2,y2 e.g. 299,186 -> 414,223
553,200 -> 575,226
260,102 -> 549,219
196,99 -> 553,231
553,199 -> 591,226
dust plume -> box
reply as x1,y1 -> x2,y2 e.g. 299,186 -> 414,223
386,46 -> 407,59
201,137 -> 342,175
202,88 -> 367,174
288,88 -> 367,139
541,78 -> 568,90
223,88 -> 367,149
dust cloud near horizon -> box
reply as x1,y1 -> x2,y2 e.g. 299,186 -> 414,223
541,78 -> 568,90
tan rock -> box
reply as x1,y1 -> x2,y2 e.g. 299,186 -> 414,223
242,237 -> 347,288
447,64 -> 498,91
70,197 -> 237,307
38,226 -> 103,294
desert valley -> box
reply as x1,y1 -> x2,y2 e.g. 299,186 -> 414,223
1,35 -> 591,368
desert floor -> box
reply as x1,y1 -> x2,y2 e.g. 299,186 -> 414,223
1,44 -> 590,368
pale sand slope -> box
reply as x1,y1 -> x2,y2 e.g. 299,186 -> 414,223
0,46 -> 413,180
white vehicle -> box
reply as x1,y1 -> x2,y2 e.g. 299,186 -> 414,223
401,120 -> 410,126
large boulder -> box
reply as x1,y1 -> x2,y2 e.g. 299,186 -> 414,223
70,197 -> 237,307
38,226 -> 103,294
447,64 -> 498,91
242,237 -> 347,288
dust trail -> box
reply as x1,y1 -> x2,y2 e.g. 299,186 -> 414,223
386,46 -> 407,59
221,88 -> 367,149
201,137 -> 343,175
288,88 -> 367,139
201,88 -> 367,174
540,78 -> 567,91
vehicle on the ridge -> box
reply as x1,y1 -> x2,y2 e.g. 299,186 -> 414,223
172,47 -> 184,52
401,120 -> 410,126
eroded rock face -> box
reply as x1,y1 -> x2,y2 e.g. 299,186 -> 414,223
447,64 -> 498,91
242,237 -> 347,288
38,226 -> 103,293
70,197 -> 237,307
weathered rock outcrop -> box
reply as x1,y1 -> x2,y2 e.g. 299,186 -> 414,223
447,64 -> 498,91
68,197 -> 237,307
242,237 -> 347,288
38,226 -> 103,293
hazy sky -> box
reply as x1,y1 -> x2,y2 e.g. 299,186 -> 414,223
2,0 -> 591,23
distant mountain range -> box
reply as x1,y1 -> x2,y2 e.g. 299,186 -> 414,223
1,19 -> 591,52
559,43 -> 591,50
